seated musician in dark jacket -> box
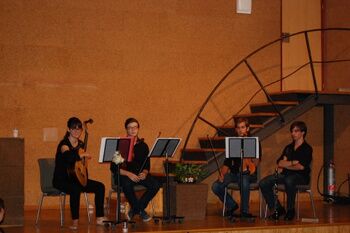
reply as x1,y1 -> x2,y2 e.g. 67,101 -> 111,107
259,121 -> 312,220
111,117 -> 160,222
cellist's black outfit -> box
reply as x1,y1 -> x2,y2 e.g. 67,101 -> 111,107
53,137 -> 105,220
110,138 -> 160,215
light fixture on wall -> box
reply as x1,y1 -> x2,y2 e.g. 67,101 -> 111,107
236,0 -> 252,14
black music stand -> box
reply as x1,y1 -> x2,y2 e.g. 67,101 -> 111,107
145,138 -> 182,224
98,137 -> 135,228
225,137 -> 259,221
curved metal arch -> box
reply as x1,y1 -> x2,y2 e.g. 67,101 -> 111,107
181,28 -> 350,158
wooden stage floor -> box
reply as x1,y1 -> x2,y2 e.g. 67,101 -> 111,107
1,200 -> 350,233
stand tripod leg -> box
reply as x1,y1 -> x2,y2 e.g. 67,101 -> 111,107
153,157 -> 184,224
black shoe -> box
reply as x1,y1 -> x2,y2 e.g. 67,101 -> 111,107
224,209 -> 232,217
139,210 -> 152,222
241,212 -> 254,218
284,209 -> 295,221
268,212 -> 279,220
268,207 -> 286,220
224,204 -> 239,217
278,206 -> 286,216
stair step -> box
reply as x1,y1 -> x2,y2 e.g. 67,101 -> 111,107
269,91 -> 313,102
182,148 -> 225,161
199,136 -> 225,149
234,113 -> 278,125
250,101 -> 299,113
217,124 -> 263,136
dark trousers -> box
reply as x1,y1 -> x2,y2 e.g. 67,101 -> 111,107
54,179 -> 105,220
259,173 -> 308,211
211,172 -> 257,214
120,175 -> 161,213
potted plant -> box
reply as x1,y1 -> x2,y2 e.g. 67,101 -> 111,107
165,163 -> 208,220
173,163 -> 206,183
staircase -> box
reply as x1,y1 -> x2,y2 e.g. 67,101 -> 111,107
178,90 -> 350,180
166,28 -> 350,180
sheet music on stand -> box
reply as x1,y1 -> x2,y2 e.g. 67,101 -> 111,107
147,137 -> 184,224
98,137 -> 134,163
148,138 -> 181,157
225,137 -> 259,159
137,137 -> 181,174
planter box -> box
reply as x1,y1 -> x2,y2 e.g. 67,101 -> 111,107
163,183 -> 208,220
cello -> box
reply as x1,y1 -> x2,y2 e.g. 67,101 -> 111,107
69,118 -> 93,187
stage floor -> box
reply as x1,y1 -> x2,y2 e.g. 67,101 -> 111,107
1,200 -> 350,233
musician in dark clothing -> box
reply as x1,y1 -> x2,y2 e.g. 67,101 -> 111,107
53,117 -> 106,230
111,117 -> 160,222
212,118 -> 261,218
259,121 -> 313,220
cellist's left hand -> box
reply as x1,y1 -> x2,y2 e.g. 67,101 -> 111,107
80,153 -> 91,160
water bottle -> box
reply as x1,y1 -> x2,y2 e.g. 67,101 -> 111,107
122,221 -> 128,233
120,202 -> 126,214
88,204 -> 94,215
124,202 -> 130,216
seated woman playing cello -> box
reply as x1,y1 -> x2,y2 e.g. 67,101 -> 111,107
53,117 -> 107,229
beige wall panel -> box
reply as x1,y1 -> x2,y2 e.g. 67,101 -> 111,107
0,0 -> 281,207
334,105 -> 350,196
282,0 -> 322,91
323,0 -> 350,91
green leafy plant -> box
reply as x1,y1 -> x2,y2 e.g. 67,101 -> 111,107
173,163 -> 206,183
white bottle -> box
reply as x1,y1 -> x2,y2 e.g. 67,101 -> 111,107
124,202 -> 130,216
88,204 -> 94,215
13,128 -> 19,138
120,202 -> 126,213
122,221 -> 128,233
